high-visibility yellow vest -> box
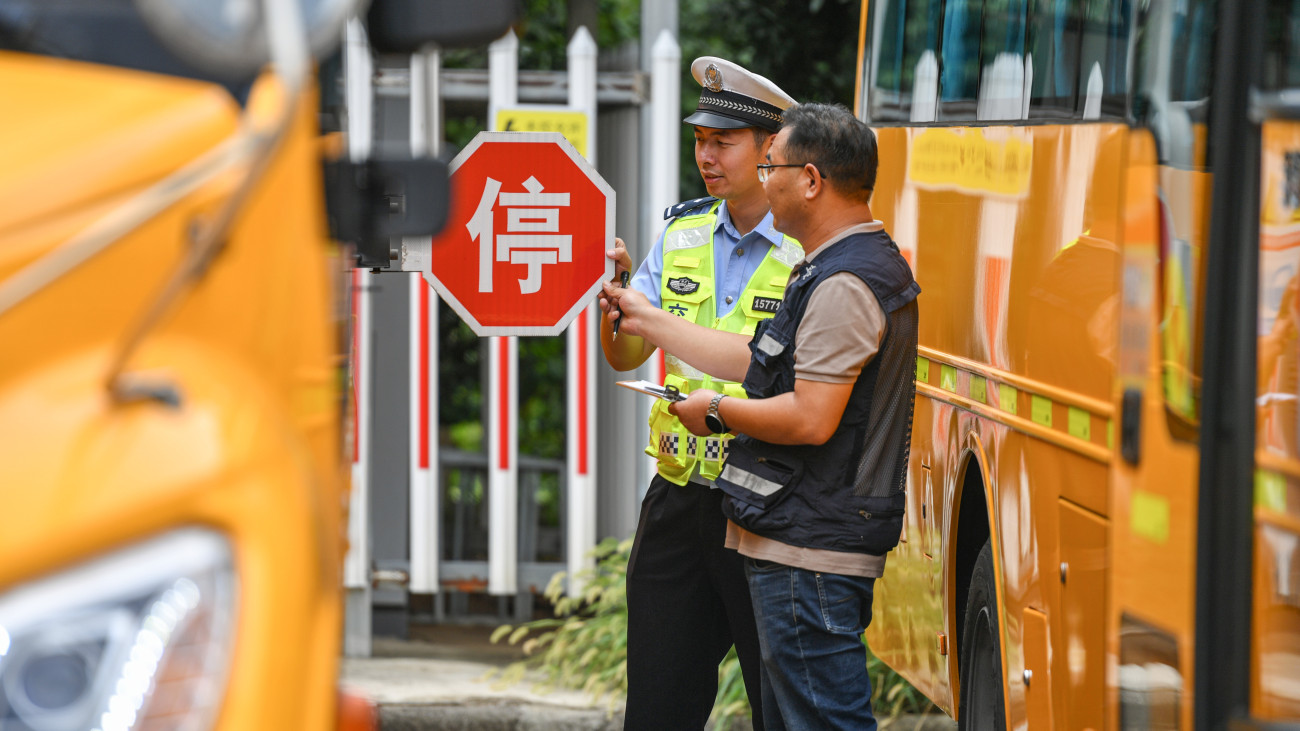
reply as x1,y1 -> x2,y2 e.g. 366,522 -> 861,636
647,201 -> 803,485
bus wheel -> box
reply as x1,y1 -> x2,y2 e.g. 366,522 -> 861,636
959,539 -> 1006,731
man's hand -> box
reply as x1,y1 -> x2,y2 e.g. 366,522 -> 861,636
601,280 -> 655,337
669,389 -> 717,436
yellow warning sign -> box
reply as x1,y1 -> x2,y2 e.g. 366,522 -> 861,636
495,108 -> 589,158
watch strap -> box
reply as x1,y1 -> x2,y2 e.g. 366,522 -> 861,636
707,393 -> 728,433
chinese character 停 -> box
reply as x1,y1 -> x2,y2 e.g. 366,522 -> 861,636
467,175 -> 572,294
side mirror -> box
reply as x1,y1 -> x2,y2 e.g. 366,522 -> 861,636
323,157 -> 451,268
366,0 -> 520,53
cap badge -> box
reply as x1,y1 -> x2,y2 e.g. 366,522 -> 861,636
703,64 -> 724,92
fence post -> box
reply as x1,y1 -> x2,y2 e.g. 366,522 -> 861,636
641,29 -> 681,496
486,30 -> 520,596
343,15 -> 373,658
408,46 -> 442,595
565,27 -> 599,596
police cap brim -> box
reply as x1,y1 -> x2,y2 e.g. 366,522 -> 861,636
683,110 -> 764,131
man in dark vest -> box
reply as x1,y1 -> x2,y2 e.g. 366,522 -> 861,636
604,102 -> 920,730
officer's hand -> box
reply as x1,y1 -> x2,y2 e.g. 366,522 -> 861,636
598,238 -> 633,315
608,238 -> 633,281
669,389 -> 716,437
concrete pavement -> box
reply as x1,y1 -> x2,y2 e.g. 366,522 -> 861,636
339,625 -> 956,730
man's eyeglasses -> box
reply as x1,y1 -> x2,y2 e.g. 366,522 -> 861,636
756,163 -> 828,183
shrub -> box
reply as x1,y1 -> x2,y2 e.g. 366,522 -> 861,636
490,537 -> 938,726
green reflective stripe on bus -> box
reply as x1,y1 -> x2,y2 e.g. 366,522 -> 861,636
1255,469 -> 1287,512
1068,407 -> 1091,441
1131,490 -> 1171,544
999,384 -> 1018,414
1031,395 -> 1052,427
940,365 -> 957,392
914,354 -> 1117,453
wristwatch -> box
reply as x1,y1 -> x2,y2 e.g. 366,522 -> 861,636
704,394 -> 729,434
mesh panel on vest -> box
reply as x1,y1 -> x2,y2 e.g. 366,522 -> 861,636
853,299 -> 919,499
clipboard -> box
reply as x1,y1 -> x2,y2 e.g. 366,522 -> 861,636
617,379 -> 687,402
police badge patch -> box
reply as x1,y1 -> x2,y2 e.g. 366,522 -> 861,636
667,277 -> 701,295
751,296 -> 781,314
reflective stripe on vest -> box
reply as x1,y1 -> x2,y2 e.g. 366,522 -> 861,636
646,201 -> 802,485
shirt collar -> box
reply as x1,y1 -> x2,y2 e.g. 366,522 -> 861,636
802,221 -> 885,264
715,200 -> 784,247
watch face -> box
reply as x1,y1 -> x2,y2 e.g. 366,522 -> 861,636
705,412 -> 724,434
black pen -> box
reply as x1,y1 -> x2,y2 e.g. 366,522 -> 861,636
611,270 -> 630,340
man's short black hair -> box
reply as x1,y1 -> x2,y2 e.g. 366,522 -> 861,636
779,103 -> 877,201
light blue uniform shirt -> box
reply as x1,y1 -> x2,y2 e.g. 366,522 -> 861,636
629,200 -> 786,318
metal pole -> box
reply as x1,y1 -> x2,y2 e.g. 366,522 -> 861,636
1194,0 -> 1262,725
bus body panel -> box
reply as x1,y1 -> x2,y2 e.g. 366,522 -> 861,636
0,52 -> 348,728
868,122 -> 1126,729
1253,118 -> 1300,721
861,0 -> 1300,725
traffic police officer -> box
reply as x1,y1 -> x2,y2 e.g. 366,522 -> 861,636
598,57 -> 800,730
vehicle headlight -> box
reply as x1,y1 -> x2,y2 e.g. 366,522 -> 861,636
0,529 -> 237,731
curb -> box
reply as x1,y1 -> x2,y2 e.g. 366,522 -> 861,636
378,701 -> 624,731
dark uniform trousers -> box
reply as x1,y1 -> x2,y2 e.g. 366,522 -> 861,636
624,474 -> 765,730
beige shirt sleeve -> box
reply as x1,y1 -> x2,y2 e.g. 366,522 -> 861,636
793,272 -> 886,384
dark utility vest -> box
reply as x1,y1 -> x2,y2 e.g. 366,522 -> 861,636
716,229 -> 921,556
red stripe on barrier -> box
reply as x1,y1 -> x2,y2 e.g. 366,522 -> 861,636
498,337 -> 511,471
419,281 -> 430,470
578,309 -> 589,476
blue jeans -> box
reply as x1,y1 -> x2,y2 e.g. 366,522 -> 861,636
745,558 -> 877,731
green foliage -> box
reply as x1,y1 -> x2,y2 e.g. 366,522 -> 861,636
488,536 -> 632,711
443,0 -> 640,72
517,336 -> 567,459
438,310 -> 482,435
491,536 -> 937,726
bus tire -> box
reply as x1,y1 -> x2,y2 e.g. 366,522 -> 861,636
959,539 -> 1006,731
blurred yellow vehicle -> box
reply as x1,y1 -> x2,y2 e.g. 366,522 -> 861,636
0,0 -> 510,728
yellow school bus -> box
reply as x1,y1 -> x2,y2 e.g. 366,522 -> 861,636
0,1 -> 509,728
856,0 -> 1300,727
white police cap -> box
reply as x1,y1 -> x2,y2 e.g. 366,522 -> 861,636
683,56 -> 796,133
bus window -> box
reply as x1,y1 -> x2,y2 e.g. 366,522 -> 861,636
977,0 -> 1029,120
868,0 -> 944,122
1171,0 -> 1214,101
1264,0 -> 1300,89
1025,0 -> 1080,115
1076,0 -> 1131,118
940,0 -> 985,117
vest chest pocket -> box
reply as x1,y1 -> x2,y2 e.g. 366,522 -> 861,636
661,273 -> 714,322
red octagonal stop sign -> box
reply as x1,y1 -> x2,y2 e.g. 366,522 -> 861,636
423,132 -> 614,336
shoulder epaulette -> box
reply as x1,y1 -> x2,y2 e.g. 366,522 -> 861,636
663,196 -> 718,221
